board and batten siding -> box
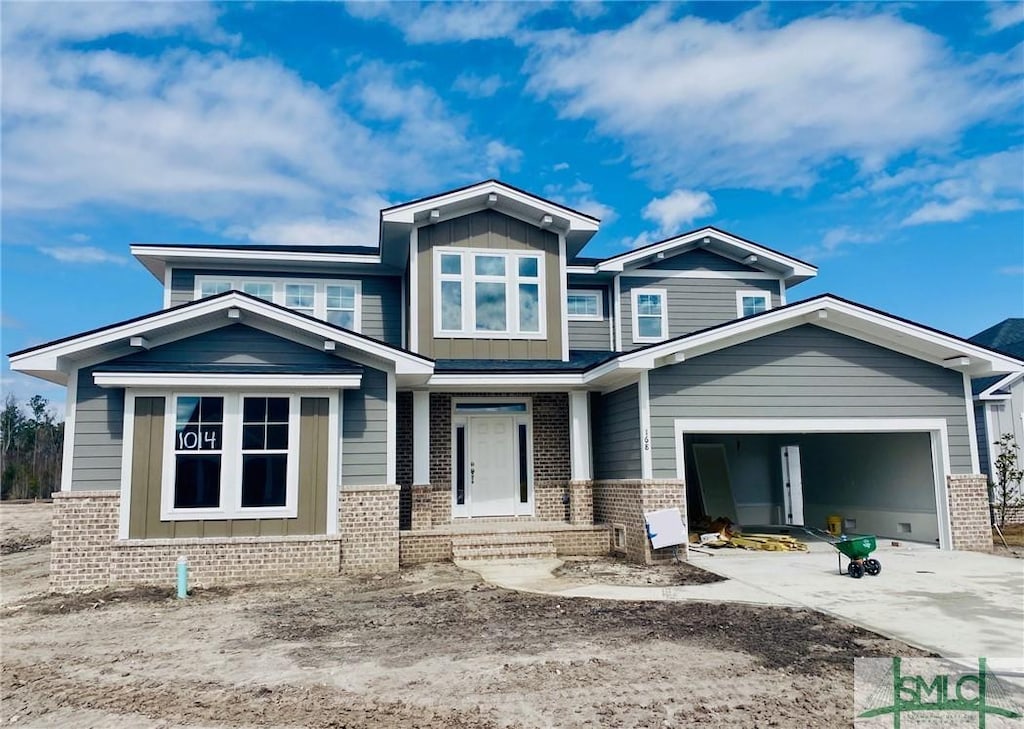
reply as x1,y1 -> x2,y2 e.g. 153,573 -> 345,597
979,379 -> 1024,477
619,276 -> 781,352
342,366 -> 389,485
108,324 -> 356,370
168,268 -> 403,347
417,209 -> 563,360
975,403 -> 991,477
127,396 -> 330,538
71,367 -> 124,491
647,325 -> 974,479
591,384 -> 642,480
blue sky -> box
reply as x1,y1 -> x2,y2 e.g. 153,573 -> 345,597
2,1 -> 1023,413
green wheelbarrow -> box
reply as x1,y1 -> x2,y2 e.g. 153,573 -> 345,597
826,532 -> 881,579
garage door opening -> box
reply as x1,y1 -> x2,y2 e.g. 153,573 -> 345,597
677,421 -> 951,548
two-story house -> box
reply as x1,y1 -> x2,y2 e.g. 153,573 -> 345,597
10,180 -> 1021,591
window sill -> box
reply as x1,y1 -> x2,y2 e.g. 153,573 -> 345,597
567,315 -> 604,322
160,505 -> 298,521
434,331 -> 548,340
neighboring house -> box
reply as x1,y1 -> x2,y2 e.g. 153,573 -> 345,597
969,319 -> 1024,485
9,180 -> 1022,591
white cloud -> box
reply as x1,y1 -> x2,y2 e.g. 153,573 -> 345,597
0,374 -> 66,419
525,8 -> 1022,191
69,232 -> 90,243
38,246 -> 128,265
452,73 -> 503,98
986,2 -> 1024,31
2,6 -> 520,242
642,189 -> 716,232
900,150 -> 1023,226
345,2 -> 544,44
0,2 -> 223,45
227,194 -> 389,246
998,265 -> 1024,275
542,180 -> 616,223
798,226 -> 884,260
553,162 -> 570,172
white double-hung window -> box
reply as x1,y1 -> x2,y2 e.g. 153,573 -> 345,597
162,393 -> 300,520
435,249 -> 545,338
631,288 -> 668,343
195,276 -> 361,331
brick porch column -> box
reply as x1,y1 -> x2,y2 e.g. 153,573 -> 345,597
569,480 -> 593,525
340,485 -> 400,573
410,483 -> 433,530
51,491 -> 120,592
946,474 -> 993,552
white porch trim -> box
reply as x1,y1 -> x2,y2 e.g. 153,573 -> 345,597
638,372 -> 653,479
59,367 -> 79,493
413,390 -> 430,485
569,390 -> 592,481
94,372 -> 362,389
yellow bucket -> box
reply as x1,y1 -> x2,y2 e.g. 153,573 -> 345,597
826,515 -> 842,537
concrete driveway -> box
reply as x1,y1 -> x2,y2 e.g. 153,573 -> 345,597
687,542 -> 1024,658
469,542 -> 1024,659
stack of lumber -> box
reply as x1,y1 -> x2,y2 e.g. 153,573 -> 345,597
695,530 -> 808,552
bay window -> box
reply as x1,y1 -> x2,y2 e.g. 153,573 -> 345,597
162,393 -> 299,520
435,249 -> 545,338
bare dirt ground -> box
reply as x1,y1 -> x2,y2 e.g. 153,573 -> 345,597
1,503 -> 932,728
553,556 -> 726,586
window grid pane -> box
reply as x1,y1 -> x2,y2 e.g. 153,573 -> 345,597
567,293 -> 598,317
284,284 -> 315,314
242,282 -> 274,301
475,281 -> 507,331
200,281 -> 231,298
173,396 -> 223,509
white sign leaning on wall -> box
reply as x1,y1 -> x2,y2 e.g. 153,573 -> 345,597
644,508 -> 687,549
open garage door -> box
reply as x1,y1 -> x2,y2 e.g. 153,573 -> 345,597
675,418 -> 953,549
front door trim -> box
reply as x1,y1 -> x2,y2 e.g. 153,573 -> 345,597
451,397 -> 534,518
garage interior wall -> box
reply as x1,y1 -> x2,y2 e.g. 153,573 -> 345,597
684,432 -> 939,544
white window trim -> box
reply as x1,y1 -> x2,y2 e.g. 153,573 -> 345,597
566,289 -> 604,321
631,287 -> 668,344
159,392 -> 302,521
736,289 -> 772,318
194,276 -> 362,332
432,248 -> 547,340
450,397 -> 534,519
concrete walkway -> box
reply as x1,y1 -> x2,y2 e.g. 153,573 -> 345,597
464,544 -> 1024,658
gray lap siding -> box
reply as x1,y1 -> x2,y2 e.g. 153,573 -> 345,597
71,367 -> 124,491
591,384 -> 642,480
648,325 -> 973,478
342,366 -> 389,485
619,276 -> 781,351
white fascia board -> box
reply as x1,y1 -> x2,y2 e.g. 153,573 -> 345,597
566,265 -> 598,275
10,292 -> 435,378
428,373 -> 586,387
382,182 -> 599,233
975,372 -> 1022,400
131,246 -> 381,281
596,228 -> 817,280
93,372 -> 363,389
614,296 -> 1024,376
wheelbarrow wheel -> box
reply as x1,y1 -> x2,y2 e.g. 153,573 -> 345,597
848,561 -> 865,579
864,558 -> 881,576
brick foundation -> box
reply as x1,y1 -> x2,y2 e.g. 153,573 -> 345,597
947,474 -> 993,552
399,524 -> 610,566
593,479 -> 686,564
340,485 -> 400,573
569,480 -> 593,525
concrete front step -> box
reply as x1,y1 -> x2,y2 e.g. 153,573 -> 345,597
452,532 -> 557,562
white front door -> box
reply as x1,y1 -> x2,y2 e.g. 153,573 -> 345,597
780,445 -> 804,526
468,416 -> 517,516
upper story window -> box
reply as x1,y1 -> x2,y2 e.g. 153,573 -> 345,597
736,290 -> 771,318
163,393 -> 299,520
567,289 -> 603,321
632,288 -> 668,343
195,276 -> 361,332
434,248 -> 545,339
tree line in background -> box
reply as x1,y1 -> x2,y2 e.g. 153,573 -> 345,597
1,394 -> 63,500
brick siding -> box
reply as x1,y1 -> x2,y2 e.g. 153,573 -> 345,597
398,524 -> 610,566
396,392 -> 413,530
947,474 -> 993,552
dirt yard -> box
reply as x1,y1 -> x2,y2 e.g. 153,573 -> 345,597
1,503 -> 931,728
